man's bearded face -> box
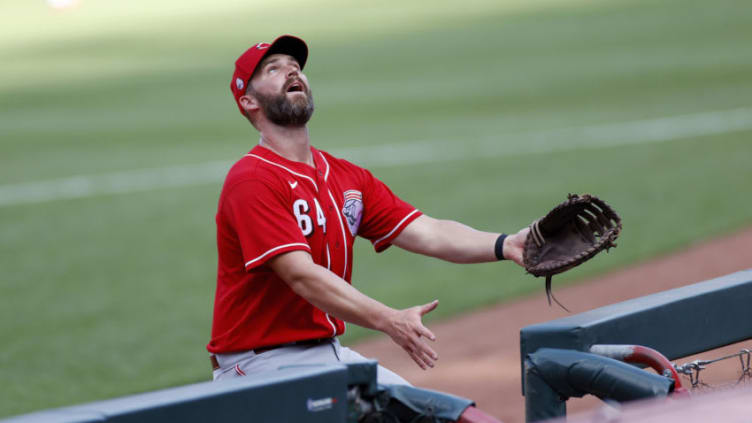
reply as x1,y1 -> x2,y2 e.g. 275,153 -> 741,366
252,78 -> 314,127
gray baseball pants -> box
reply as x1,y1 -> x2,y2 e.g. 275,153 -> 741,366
212,338 -> 410,386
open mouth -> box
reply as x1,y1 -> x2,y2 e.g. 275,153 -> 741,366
286,81 -> 304,93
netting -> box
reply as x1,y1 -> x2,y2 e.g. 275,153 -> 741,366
674,347 -> 752,391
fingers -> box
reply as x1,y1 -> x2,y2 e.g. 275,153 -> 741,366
417,324 -> 437,342
410,353 -> 428,369
404,335 -> 439,369
405,346 -> 428,370
417,301 -> 438,341
418,337 -> 439,361
407,346 -> 436,370
387,302 -> 440,370
409,319 -> 438,369
420,299 -> 439,317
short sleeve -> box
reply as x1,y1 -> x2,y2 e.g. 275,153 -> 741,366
357,169 -> 422,252
222,179 -> 310,270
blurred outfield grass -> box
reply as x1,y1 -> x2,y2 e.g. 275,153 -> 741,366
1,0 -> 752,417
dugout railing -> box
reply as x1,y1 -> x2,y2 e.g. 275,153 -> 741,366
1,364 -> 354,423
0,360 -> 480,423
519,268 -> 752,422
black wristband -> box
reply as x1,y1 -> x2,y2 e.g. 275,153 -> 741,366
494,233 -> 508,261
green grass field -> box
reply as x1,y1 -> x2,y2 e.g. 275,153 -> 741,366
2,0 -> 752,417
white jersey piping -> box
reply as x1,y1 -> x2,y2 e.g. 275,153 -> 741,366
244,243 -> 310,268
373,209 -> 420,247
325,314 -> 337,337
326,189 -> 348,280
318,151 -> 330,181
246,154 -> 318,192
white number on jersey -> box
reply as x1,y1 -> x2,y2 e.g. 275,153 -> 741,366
293,199 -> 326,236
313,198 -> 327,234
293,199 -> 313,236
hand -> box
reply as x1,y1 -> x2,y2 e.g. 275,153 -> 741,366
383,300 -> 439,370
503,226 -> 529,267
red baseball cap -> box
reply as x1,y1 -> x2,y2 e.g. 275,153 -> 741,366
230,35 -> 308,115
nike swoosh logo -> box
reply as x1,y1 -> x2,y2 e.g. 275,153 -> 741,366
288,181 -> 298,189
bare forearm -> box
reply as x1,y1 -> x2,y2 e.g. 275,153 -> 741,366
285,262 -> 394,332
394,215 -> 528,266
423,219 -> 498,263
295,268 -> 392,331
292,266 -> 439,368
270,251 -> 440,369
394,216 -> 497,263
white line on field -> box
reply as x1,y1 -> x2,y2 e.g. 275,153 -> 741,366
1,107 -> 751,208
336,107 -> 752,167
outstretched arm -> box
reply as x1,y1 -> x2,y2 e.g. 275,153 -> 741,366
392,215 -> 529,266
268,250 -> 439,370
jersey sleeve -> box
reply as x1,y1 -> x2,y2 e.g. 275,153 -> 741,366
357,169 -> 422,252
222,179 -> 310,270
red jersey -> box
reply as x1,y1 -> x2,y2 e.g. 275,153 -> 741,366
207,145 -> 421,354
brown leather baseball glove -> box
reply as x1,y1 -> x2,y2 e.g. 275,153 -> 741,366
523,193 -> 622,311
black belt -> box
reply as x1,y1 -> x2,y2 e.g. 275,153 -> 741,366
210,338 -> 332,371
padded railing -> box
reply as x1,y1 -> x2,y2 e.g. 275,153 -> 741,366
519,268 -> 752,421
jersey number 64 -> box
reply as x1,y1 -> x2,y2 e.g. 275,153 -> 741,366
293,198 -> 326,236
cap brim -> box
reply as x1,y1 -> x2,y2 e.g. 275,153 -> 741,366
265,35 -> 308,71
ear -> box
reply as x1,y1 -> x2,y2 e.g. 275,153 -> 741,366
239,93 -> 260,115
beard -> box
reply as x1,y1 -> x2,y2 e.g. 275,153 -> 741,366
253,82 -> 314,127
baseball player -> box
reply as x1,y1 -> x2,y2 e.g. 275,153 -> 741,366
208,35 -> 529,385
